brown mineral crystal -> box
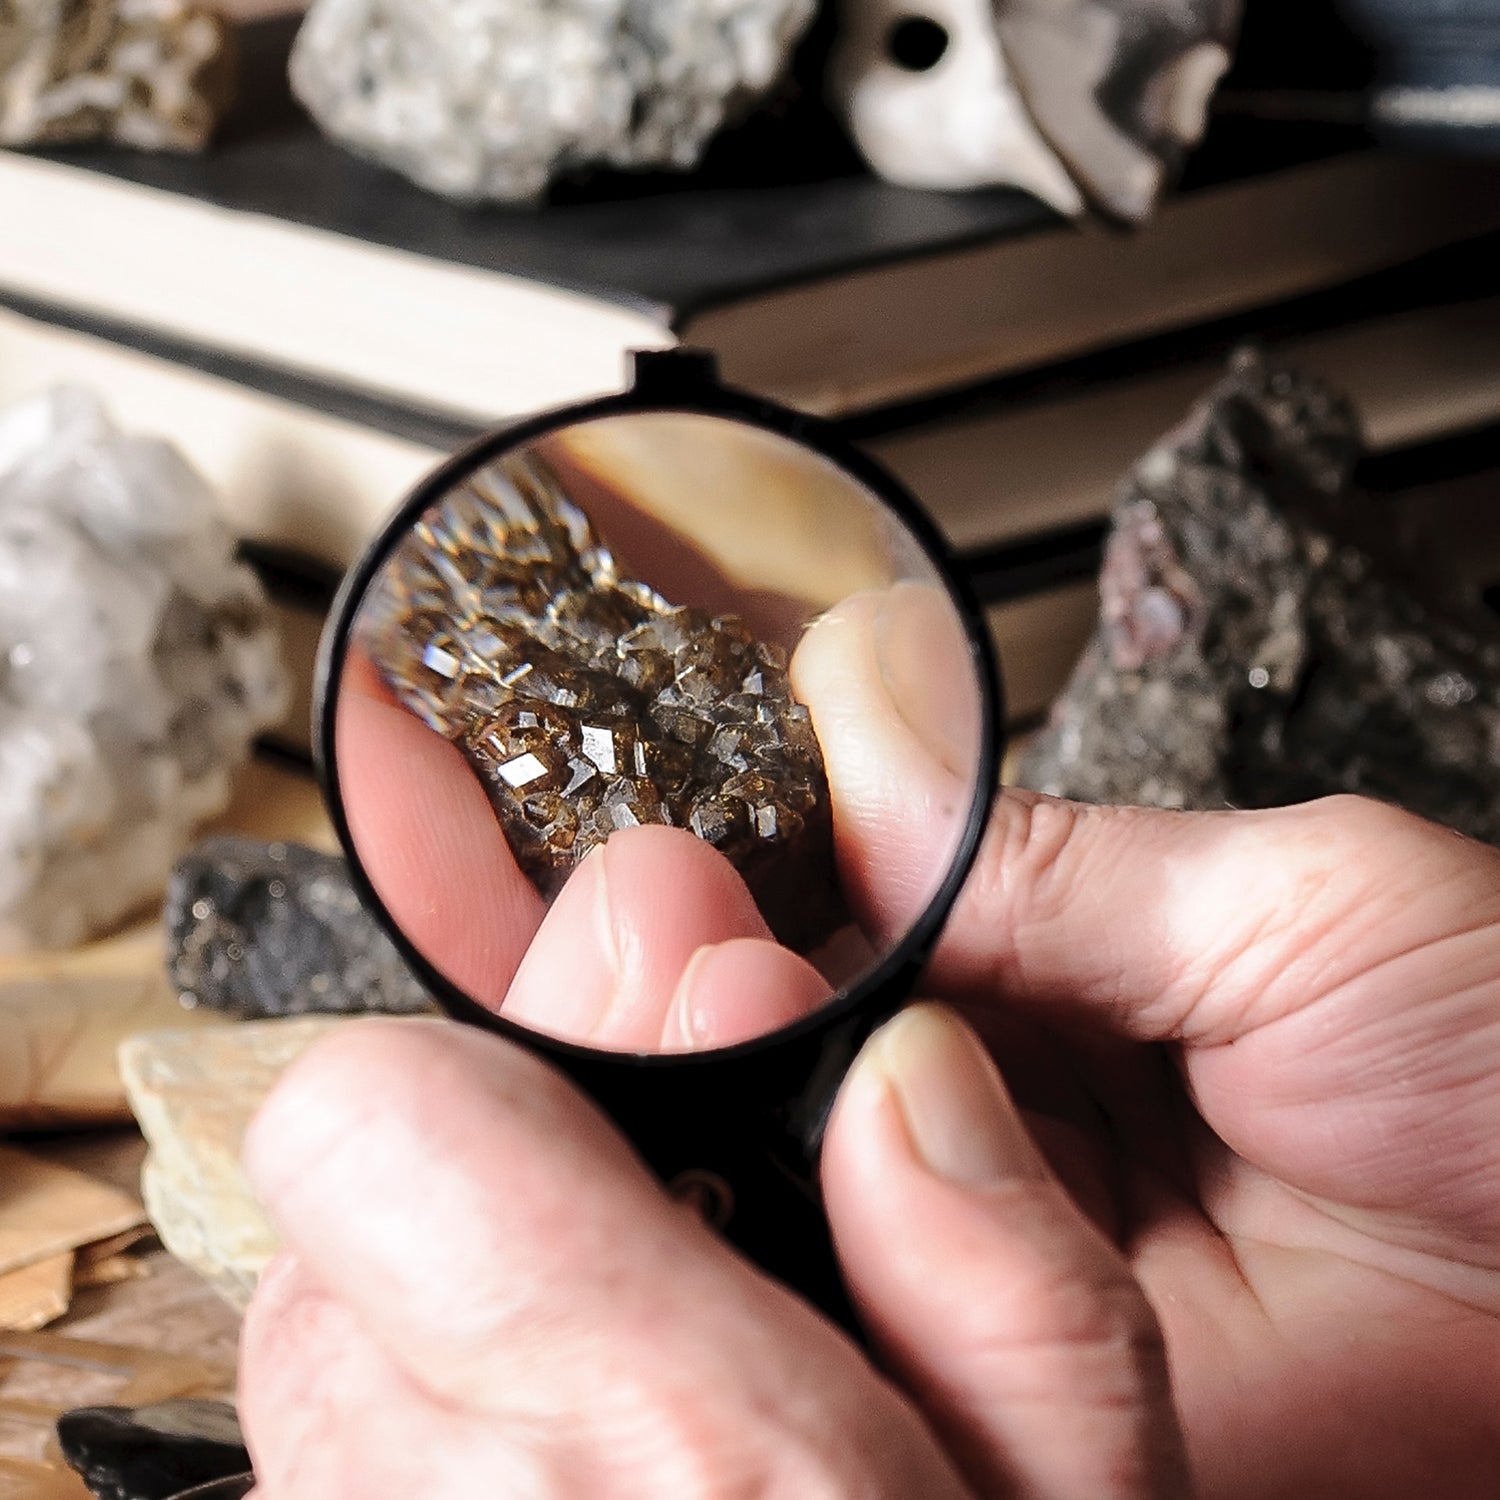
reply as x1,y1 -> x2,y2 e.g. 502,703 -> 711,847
1018,350 -> 1500,843
360,454 -> 843,952
0,0 -> 235,151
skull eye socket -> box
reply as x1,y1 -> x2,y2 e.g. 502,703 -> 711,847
886,15 -> 949,71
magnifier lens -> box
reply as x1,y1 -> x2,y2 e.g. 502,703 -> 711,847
330,410 -> 987,1054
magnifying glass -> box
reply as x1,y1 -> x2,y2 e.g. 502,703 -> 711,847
314,350 -> 1001,1316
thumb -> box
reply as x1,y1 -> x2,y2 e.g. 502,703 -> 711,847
823,1003 -> 1193,1500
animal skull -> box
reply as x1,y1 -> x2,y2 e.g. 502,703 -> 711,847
831,0 -> 1242,221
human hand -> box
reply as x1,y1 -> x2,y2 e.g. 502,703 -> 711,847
240,588 -> 1500,1498
239,590 -> 1189,1498
796,592 -> 1500,1499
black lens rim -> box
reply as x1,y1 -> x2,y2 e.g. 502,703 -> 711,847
313,350 -> 1003,1075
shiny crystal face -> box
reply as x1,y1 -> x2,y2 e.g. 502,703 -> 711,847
333,411 -> 987,1054
358,452 -> 843,950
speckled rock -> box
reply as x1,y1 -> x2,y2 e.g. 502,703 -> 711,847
1018,350 -> 1500,836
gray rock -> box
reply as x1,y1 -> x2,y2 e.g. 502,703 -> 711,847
166,837 -> 435,1018
289,0 -> 817,202
1018,350 -> 1500,836
0,0 -> 235,151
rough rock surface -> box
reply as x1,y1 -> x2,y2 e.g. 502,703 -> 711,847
56,1400 -> 250,1500
0,0 -> 235,150
0,387 -> 287,954
1018,350 -> 1500,837
289,0 -> 816,201
361,452 -> 841,949
166,837 -> 435,1019
119,1018 -> 352,1308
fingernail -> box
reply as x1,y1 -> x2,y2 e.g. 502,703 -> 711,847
582,842 -> 623,1037
873,583 -> 980,780
865,1004 -> 1042,1188
665,945 -> 711,1049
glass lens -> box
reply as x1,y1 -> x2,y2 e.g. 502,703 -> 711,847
331,412 -> 986,1053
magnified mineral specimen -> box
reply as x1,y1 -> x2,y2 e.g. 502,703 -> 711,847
0,386 -> 287,953
361,455 -> 841,950
0,0 -> 235,151
166,837 -> 435,1018
290,0 -> 816,202
1018,350 -> 1500,840
56,1400 -> 250,1500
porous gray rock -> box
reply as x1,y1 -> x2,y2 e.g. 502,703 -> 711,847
165,837 -> 435,1019
0,0 -> 235,151
833,0 -> 1243,222
0,387 -> 287,953
1018,350 -> 1500,837
289,0 -> 817,202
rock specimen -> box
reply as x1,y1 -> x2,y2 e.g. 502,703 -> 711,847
361,453 -> 840,950
1019,350 -> 1500,839
119,1017 -> 353,1307
166,837 -> 435,1018
290,0 -> 816,202
832,0 -> 1243,221
0,387 -> 287,953
56,1399 -> 250,1500
0,0 -> 235,151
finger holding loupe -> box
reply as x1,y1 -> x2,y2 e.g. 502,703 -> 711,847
315,351 -> 1000,1311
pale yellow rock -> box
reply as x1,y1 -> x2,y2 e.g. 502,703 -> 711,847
118,1017 -> 350,1308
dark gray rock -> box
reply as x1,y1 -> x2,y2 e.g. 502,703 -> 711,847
1018,349 -> 1500,838
165,837 -> 435,1017
56,1400 -> 250,1500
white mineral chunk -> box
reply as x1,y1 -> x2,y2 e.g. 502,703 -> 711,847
289,0 -> 817,202
0,387 -> 288,953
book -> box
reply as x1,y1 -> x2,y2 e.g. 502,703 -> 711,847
4,13 -> 1500,424
9,280 -> 1500,732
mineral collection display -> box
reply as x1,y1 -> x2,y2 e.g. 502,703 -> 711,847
0,387 -> 287,952
1019,351 -> 1500,842
290,0 -> 816,202
0,0 -> 235,150
361,454 -> 840,949
832,0 -> 1243,221
166,837 -> 434,1018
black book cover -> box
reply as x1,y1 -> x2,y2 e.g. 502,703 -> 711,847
22,11 -> 1361,324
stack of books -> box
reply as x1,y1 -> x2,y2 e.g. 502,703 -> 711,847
5,13 -> 1500,735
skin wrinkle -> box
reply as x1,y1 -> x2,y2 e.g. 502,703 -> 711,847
247,1022 -> 974,1500
242,582 -> 1500,1498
